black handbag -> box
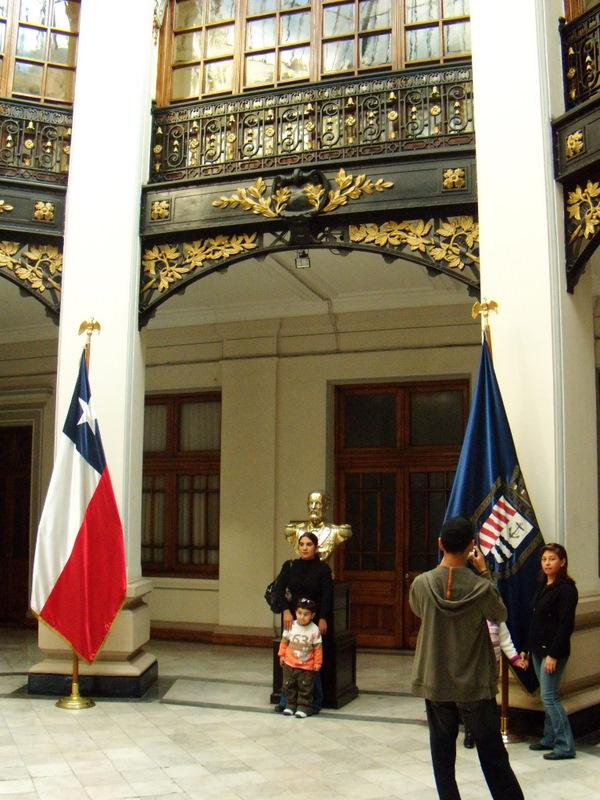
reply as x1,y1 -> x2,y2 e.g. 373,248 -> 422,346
265,560 -> 292,613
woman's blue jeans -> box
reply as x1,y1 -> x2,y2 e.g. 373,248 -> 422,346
532,653 -> 575,755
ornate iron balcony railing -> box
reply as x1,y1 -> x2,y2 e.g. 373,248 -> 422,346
561,6 -> 600,109
149,64 -> 474,184
0,99 -> 72,185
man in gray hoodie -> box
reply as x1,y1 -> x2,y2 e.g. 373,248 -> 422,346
409,516 -> 524,800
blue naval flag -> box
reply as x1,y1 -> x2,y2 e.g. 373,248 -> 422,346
445,339 -> 544,691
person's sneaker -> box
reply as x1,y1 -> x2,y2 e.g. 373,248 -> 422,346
295,710 -> 307,718
463,731 -> 475,749
529,742 -> 553,751
283,708 -> 295,716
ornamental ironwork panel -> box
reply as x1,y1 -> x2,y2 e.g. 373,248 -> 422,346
561,6 -> 600,109
150,65 -> 474,184
0,100 -> 72,185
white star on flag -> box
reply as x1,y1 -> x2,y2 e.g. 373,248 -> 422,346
77,397 -> 96,435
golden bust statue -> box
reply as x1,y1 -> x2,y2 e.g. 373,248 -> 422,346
285,491 -> 352,560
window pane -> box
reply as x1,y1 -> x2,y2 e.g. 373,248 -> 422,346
52,1 -> 80,32
443,0 -> 469,16
344,394 -> 395,448
248,0 -> 276,13
180,401 -> 221,450
144,405 -> 168,452
323,3 -> 354,36
204,58 -> 233,92
172,64 -> 200,98
405,0 -> 439,23
0,1 -> 7,15
360,32 -> 390,66
245,50 -> 275,84
246,17 -> 276,49
205,23 -> 234,56
282,0 -> 310,7
281,11 -> 310,43
359,0 -> 390,31
16,25 -> 46,59
174,30 -> 202,62
444,20 -> 470,55
49,32 -> 77,65
410,390 -> 463,446
280,45 -> 309,79
175,0 -> 203,29
19,0 -> 49,25
0,21 -> 5,52
46,64 -> 74,100
406,25 -> 439,60
142,475 -> 166,565
207,0 -> 235,21
323,38 -> 354,71
13,60 -> 43,93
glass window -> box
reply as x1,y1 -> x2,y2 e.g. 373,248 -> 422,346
159,0 -> 470,101
410,390 -> 464,446
143,394 -> 221,577
0,0 -> 80,103
343,393 -> 396,448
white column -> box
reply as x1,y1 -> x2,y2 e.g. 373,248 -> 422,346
471,0 -> 600,711
31,0 -> 156,686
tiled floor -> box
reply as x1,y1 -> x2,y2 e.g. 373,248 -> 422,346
1,628 -> 599,799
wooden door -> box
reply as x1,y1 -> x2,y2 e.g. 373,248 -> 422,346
0,426 -> 32,624
335,382 -> 467,648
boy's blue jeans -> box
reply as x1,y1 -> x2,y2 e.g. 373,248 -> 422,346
531,653 -> 576,755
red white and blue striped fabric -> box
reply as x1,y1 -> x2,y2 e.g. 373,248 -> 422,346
31,352 -> 126,663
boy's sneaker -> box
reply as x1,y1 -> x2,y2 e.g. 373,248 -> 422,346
283,708 -> 295,716
295,710 -> 307,718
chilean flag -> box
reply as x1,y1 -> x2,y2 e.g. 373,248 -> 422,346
31,352 -> 126,663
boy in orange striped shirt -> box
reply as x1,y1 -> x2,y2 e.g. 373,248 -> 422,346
278,597 -> 322,718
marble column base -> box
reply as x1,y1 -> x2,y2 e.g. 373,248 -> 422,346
28,577 -> 157,699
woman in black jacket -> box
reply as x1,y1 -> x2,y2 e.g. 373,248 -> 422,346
526,543 -> 578,760
274,531 -> 333,712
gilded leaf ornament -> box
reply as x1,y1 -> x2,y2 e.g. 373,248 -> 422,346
33,201 -> 55,222
0,241 -> 62,294
212,169 -> 393,219
350,216 -> 479,271
212,177 -> 292,218
0,200 -> 14,214
567,181 -> 600,242
565,130 -> 584,159
142,232 -> 258,295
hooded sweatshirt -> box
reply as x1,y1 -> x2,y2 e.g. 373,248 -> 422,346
409,565 -> 507,702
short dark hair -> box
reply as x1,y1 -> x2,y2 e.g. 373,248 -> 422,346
296,597 -> 316,612
440,516 -> 474,553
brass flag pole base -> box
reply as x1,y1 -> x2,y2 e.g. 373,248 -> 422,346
56,681 -> 95,710
56,651 -> 95,710
500,714 -> 522,745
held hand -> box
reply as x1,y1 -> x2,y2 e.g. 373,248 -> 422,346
318,618 -> 327,636
279,656 -> 285,666
544,656 -> 557,674
283,610 -> 293,630
518,652 -> 529,670
468,545 -> 488,574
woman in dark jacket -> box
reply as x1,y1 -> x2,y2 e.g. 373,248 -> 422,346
526,543 -> 578,760
274,531 -> 333,712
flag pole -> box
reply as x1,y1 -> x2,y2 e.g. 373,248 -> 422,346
471,299 -> 521,744
55,319 -> 101,711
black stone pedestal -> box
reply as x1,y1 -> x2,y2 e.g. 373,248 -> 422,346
28,660 -> 158,698
271,581 -> 358,709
